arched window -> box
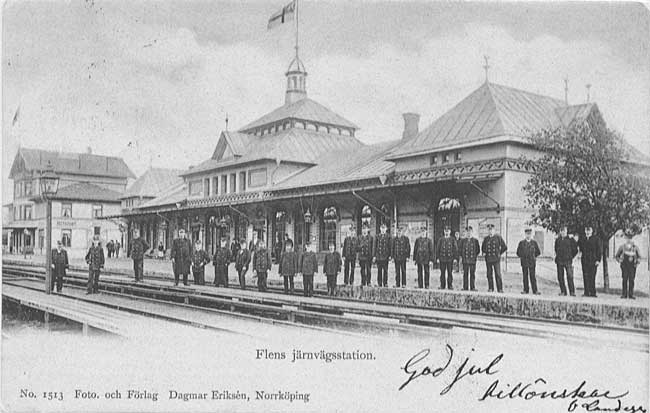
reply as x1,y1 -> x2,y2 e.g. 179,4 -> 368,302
321,206 -> 338,251
359,205 -> 372,234
378,203 -> 392,233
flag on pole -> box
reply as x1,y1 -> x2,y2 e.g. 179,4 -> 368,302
267,0 -> 296,30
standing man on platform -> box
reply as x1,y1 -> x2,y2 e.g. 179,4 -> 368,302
413,227 -> 434,289
578,225 -> 602,297
436,226 -> 458,290
616,229 -> 641,299
115,241 -> 121,258
171,228 -> 192,286
342,226 -> 358,286
392,226 -> 411,288
279,239 -> 298,294
252,237 -> 272,292
323,242 -> 342,296
299,242 -> 318,297
481,223 -> 507,293
85,235 -> 104,294
460,226 -> 480,291
51,240 -> 69,293
235,239 -> 251,290
374,222 -> 392,287
555,226 -> 578,296
516,228 -> 541,295
191,239 -> 210,286
213,236 -> 231,287
130,228 -> 149,283
358,225 -> 374,286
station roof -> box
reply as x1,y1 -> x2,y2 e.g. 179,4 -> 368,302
9,147 -> 135,179
238,97 -> 358,132
49,182 -> 122,203
121,168 -> 184,199
182,128 -> 364,177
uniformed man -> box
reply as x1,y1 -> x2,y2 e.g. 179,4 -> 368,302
191,239 -> 210,286
554,226 -> 578,296
358,225 -> 374,286
85,235 -> 104,294
342,226 -> 358,286
392,226 -> 411,288
235,239 -> 251,290
130,228 -> 149,282
279,239 -> 298,294
213,236 -> 231,287
481,223 -> 507,293
252,237 -> 272,292
413,227 -> 434,288
374,223 -> 392,287
516,228 -> 541,295
460,226 -> 480,291
171,228 -> 192,286
51,240 -> 69,293
299,242 -> 318,297
453,231 -> 461,273
436,226 -> 458,290
578,226 -> 602,297
615,229 -> 641,299
323,242 -> 342,296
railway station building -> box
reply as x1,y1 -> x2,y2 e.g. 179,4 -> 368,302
6,148 -> 135,258
109,56 -> 649,261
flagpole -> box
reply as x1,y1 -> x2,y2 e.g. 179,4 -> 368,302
295,0 -> 299,59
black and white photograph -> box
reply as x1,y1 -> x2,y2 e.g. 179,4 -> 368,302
2,1 -> 649,412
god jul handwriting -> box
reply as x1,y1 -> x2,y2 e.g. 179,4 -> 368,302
399,345 -> 646,413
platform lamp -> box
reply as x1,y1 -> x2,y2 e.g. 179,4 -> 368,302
39,160 -> 59,294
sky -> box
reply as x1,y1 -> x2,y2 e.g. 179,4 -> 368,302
3,1 -> 650,203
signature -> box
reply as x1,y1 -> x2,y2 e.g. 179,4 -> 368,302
399,345 -> 646,413
399,344 -> 502,393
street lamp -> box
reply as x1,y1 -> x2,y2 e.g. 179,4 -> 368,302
40,160 -> 59,294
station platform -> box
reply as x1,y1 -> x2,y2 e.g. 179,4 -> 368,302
3,255 -> 648,329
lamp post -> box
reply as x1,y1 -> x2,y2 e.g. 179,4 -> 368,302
39,160 -> 60,294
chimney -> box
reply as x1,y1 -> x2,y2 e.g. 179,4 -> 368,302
402,112 -> 420,140
86,146 -> 92,154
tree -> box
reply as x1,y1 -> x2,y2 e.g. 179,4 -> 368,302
522,120 -> 650,291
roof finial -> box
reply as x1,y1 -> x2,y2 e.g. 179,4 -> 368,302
585,83 -> 591,103
564,76 -> 569,105
483,55 -> 490,83
225,112 -> 229,131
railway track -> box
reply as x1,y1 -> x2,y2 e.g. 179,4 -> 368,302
3,264 -> 648,351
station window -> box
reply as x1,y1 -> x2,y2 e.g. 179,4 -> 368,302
204,178 -> 211,197
239,171 -> 247,192
221,175 -> 227,194
61,229 -> 72,247
321,206 -> 338,251
61,203 -> 72,218
92,204 -> 103,218
455,152 -> 462,162
430,155 -> 438,165
248,168 -> 267,188
442,153 -> 450,164
189,180 -> 202,196
212,177 -> 218,195
25,205 -> 32,220
230,173 -> 236,193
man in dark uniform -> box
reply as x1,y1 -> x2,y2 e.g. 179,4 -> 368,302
299,242 -> 318,297
323,242 -> 342,296
436,226 -> 458,289
230,239 -> 240,263
392,226 -> 411,288
213,237 -> 231,287
279,239 -> 298,294
171,228 -> 192,286
555,226 -> 578,296
481,223 -> 507,293
342,226 -> 358,286
130,228 -> 149,282
191,239 -> 210,285
578,225 -> 602,297
85,235 -> 104,294
252,237 -> 272,292
460,226 -> 480,291
413,227 -> 434,289
51,240 -> 69,293
374,223 -> 392,287
235,239 -> 251,290
516,228 -> 541,295
358,225 -> 374,286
